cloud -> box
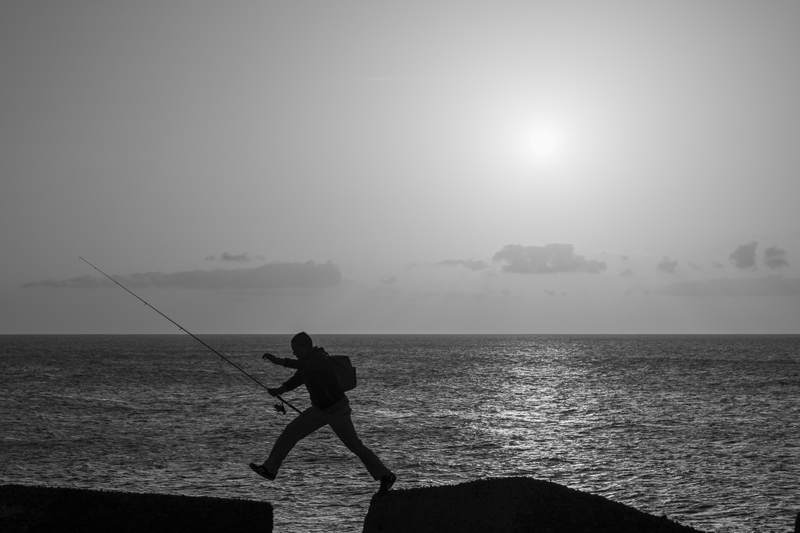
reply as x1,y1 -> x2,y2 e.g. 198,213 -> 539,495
221,252 -> 254,262
204,252 -> 266,263
764,246 -> 789,269
729,241 -> 758,270
712,261 -> 725,269
657,257 -> 678,274
492,243 -> 606,274
23,262 -> 341,290
620,268 -> 634,278
437,259 -> 489,271
661,276 -> 800,298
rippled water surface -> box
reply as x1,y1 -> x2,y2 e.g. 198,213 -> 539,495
1,334 -> 798,532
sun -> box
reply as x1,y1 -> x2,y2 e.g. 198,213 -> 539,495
500,116 -> 577,175
505,120 -> 570,171
528,125 -> 566,164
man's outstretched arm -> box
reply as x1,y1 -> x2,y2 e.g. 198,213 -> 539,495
263,352 -> 301,369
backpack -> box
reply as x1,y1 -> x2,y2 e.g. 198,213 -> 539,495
329,355 -> 357,391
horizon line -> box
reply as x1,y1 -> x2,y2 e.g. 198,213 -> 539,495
1,331 -> 799,336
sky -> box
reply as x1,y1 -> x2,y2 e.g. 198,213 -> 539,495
2,1 -> 799,334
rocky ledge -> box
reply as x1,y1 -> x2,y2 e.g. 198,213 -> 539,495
363,477 -> 706,533
0,484 -> 272,533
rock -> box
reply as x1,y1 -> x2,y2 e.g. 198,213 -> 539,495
363,477 -> 706,533
0,484 -> 272,533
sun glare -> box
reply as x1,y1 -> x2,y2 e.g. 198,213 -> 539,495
498,113 -> 583,176
529,126 -> 566,163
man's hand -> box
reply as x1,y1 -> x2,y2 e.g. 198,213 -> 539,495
262,353 -> 279,364
267,387 -> 282,397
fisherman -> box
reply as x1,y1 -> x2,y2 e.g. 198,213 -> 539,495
249,332 -> 396,493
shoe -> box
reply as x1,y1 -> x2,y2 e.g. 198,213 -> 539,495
378,472 -> 396,494
249,462 -> 276,481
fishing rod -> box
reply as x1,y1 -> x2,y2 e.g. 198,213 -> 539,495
79,256 -> 301,414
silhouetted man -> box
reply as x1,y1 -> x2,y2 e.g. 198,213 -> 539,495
249,332 -> 396,493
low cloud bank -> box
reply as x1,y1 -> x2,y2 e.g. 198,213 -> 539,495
205,252 -> 265,263
437,259 -> 489,271
492,244 -> 606,274
24,262 -> 341,290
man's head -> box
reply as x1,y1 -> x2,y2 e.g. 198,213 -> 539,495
291,331 -> 313,358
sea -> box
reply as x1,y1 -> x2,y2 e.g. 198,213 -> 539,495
1,334 -> 798,533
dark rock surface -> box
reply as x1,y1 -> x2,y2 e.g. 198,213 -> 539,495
363,477 -> 706,533
0,484 -> 272,533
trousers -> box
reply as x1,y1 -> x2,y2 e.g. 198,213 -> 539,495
264,398 -> 391,480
